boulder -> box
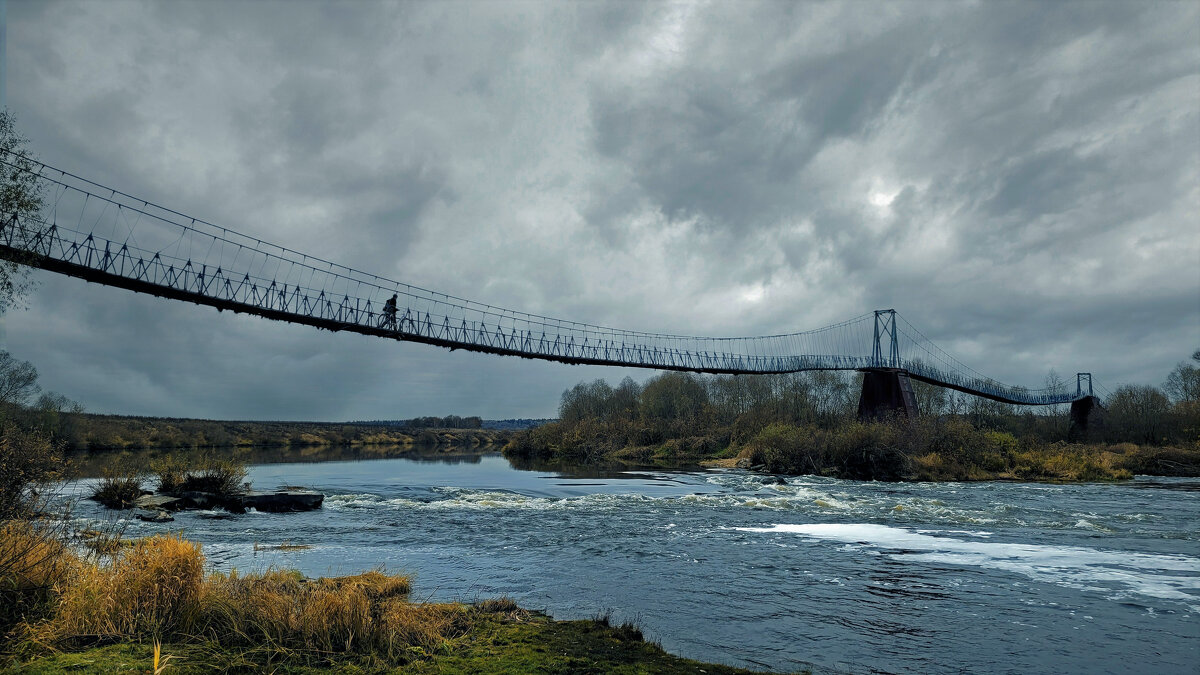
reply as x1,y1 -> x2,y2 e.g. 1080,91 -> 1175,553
175,491 -> 218,510
241,489 -> 324,513
134,508 -> 174,523
135,494 -> 184,511
195,510 -> 236,520
155,491 -> 246,513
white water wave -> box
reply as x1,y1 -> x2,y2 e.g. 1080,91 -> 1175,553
736,523 -> 1200,610
323,486 -> 1108,531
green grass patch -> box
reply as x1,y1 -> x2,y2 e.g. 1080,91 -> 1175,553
12,613 -> 798,674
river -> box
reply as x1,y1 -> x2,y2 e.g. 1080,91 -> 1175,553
64,451 -> 1198,674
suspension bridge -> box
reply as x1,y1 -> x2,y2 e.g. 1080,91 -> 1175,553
0,151 -> 1103,426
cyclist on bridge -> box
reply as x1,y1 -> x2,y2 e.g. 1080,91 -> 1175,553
382,294 -> 398,330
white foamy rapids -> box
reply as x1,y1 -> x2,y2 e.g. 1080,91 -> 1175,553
326,491 -> 657,512
323,485 -> 1065,529
325,488 -> 887,515
736,523 -> 1200,610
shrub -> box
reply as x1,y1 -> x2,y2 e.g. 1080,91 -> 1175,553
151,456 -> 188,494
77,529 -> 138,557
90,472 -> 144,509
153,456 -> 247,496
983,430 -> 1020,455
740,422 -> 912,480
1114,444 -> 1200,477
0,521 -> 73,633
0,422 -> 60,520
178,458 -> 246,495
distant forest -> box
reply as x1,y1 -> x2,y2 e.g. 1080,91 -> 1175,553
345,417 -> 554,430
30,412 -> 510,452
350,415 -> 485,429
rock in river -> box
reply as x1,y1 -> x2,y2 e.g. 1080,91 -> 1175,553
134,508 -> 174,523
242,489 -> 324,513
134,494 -> 184,511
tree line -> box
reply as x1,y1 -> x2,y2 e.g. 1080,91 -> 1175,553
352,415 -> 485,429
505,353 -> 1199,479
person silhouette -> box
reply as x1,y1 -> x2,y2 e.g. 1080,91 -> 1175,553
382,293 -> 398,330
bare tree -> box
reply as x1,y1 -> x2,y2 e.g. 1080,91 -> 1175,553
0,351 -> 39,407
1163,354 -> 1200,404
0,108 -> 45,313
1107,384 -> 1172,443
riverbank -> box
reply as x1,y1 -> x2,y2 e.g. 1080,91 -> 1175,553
504,417 -> 1200,482
63,442 -> 500,480
15,614 -> 780,674
507,370 -> 1200,482
37,410 -> 510,453
2,531 -> 781,674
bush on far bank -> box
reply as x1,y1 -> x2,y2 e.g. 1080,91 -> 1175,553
735,418 -> 1192,482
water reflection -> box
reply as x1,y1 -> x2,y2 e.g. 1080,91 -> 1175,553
504,454 -> 706,479
71,443 -> 722,482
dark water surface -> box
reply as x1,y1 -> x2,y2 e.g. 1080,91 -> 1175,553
66,453 -> 1199,674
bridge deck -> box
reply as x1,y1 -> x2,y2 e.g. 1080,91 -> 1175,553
0,152 -> 1087,406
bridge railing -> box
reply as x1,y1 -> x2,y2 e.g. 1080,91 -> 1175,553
1,210 -> 884,373
0,151 -> 1088,402
899,358 -> 1076,405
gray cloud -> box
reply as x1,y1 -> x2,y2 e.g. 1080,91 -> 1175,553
2,0 -> 1197,420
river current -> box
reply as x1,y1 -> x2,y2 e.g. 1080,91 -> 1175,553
65,452 -> 1198,674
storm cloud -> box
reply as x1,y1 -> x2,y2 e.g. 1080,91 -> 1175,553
2,0 -> 1197,420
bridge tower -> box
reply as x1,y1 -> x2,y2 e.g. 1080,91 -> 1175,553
857,309 -> 919,421
1068,373 -> 1104,440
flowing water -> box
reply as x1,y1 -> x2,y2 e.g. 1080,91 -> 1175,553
65,452 -> 1198,674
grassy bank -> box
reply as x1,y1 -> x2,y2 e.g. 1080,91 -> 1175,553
33,410 -> 510,453
65,443 -> 497,481
732,420 -> 1200,481
503,369 -> 1200,482
14,614 -> 776,674
506,416 -> 1200,482
2,530 -> 783,674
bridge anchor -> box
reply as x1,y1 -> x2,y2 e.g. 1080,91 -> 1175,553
1067,373 -> 1104,441
857,369 -> 920,421
1068,397 -> 1102,441
1067,374 -> 1104,440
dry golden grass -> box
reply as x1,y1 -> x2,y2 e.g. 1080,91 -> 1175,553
474,596 -> 524,620
77,529 -> 139,556
252,542 -> 313,552
19,534 -> 466,666
1,521 -> 74,631
699,457 -> 742,468
190,567 -> 462,661
911,445 -> 1137,482
36,533 -> 204,640
1,522 -> 72,594
296,433 -> 331,446
315,569 -> 412,600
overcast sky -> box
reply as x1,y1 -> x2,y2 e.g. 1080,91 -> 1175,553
1,0 -> 1197,421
